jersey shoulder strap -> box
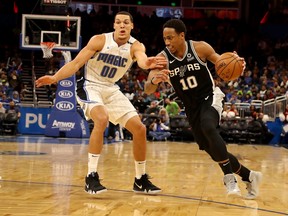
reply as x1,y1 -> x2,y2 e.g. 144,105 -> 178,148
127,35 -> 137,44
162,48 -> 173,61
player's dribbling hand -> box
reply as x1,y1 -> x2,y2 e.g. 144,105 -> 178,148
233,51 -> 246,75
151,69 -> 170,85
146,56 -> 168,69
35,75 -> 57,87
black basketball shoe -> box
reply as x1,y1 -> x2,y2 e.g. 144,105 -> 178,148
85,172 -> 107,194
133,174 -> 161,194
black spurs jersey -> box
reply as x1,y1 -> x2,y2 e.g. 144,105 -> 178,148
161,40 -> 215,109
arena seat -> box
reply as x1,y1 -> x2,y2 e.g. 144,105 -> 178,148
2,113 -> 19,135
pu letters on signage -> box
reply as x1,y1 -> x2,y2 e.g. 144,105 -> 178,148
25,113 -> 48,129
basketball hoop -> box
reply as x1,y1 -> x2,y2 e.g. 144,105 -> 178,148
40,42 -> 56,58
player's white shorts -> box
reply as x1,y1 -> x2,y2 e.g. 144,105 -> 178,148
77,81 -> 138,127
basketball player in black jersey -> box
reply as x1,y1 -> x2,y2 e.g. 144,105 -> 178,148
145,19 -> 262,199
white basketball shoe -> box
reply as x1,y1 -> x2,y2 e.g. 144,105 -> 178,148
223,174 -> 241,197
244,171 -> 263,199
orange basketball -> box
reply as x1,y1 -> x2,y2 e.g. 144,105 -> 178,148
215,52 -> 243,81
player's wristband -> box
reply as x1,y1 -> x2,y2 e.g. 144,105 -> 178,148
150,77 -> 157,85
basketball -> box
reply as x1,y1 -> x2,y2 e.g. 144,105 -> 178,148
215,52 -> 243,81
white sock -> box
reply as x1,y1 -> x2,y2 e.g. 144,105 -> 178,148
135,161 -> 146,179
88,153 -> 100,176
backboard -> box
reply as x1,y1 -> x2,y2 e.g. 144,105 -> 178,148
20,14 -> 81,52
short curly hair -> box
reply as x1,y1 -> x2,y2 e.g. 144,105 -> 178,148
163,19 -> 187,35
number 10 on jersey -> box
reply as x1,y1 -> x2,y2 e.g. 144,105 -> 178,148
180,76 -> 197,90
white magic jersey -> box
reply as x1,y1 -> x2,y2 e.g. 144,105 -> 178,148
84,32 -> 136,85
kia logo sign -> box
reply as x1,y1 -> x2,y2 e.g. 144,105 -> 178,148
58,90 -> 73,98
60,80 -> 73,87
56,101 -> 74,111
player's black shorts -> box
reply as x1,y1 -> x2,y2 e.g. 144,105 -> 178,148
185,96 -> 220,150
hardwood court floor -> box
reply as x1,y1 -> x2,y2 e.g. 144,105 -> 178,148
0,135 -> 287,216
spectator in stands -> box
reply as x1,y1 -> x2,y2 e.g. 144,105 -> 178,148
236,90 -> 244,102
1,73 -> 9,92
279,104 -> 288,143
9,69 -> 20,91
224,86 -> 234,102
243,71 -> 252,86
122,83 -> 135,101
0,102 -> 5,113
279,104 -> 288,123
5,100 -> 20,119
164,97 -> 180,116
11,91 -> 20,104
242,92 -> 253,103
8,60 -> 17,72
2,100 -> 20,135
0,85 -> 4,95
145,100 -> 160,115
132,95 -> 148,114
20,84 -> 30,100
259,85 -> 267,99
117,76 -> 127,90
227,103 -> 239,118
148,117 -> 171,141
162,82 -> 174,96
280,75 -> 288,88
221,103 -> 230,118
0,62 -> 6,72
159,107 -> 170,126
152,87 -> 162,100
0,94 -> 10,108
245,105 -> 259,119
265,88 -> 275,99
228,91 -> 241,104
255,112 -> 274,144
142,93 -> 152,104
254,92 -> 262,101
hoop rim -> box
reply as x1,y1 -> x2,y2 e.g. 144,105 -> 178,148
40,41 -> 56,48
40,42 -> 56,58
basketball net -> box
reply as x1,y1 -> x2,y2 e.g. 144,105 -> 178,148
40,42 -> 56,58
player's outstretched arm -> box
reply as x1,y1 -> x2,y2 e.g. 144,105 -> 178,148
144,68 -> 170,95
133,41 -> 167,69
36,34 -> 105,87
145,56 -> 168,70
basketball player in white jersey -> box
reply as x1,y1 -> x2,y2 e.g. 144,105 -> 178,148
36,11 -> 166,195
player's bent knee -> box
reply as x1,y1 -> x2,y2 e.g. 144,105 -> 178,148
131,122 -> 146,137
92,114 -> 109,129
140,123 -> 147,134
201,123 -> 215,135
